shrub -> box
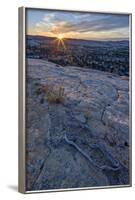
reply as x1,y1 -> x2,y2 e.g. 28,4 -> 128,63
45,84 -> 65,104
35,83 -> 65,104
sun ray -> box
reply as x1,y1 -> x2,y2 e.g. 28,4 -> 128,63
60,39 -> 66,50
56,34 -> 67,50
52,34 -> 67,51
57,39 -> 61,49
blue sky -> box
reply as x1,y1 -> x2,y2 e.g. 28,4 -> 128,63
26,9 -> 129,40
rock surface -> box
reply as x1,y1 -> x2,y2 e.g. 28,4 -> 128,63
26,58 -> 130,191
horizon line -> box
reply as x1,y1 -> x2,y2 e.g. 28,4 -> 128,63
26,34 -> 129,42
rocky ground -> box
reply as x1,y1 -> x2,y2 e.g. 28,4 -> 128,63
26,58 -> 130,191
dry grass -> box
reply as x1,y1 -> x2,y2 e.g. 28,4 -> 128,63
35,82 -> 65,104
44,84 -> 65,104
46,86 -> 65,104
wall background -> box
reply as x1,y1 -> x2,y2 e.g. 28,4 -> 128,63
0,0 -> 134,199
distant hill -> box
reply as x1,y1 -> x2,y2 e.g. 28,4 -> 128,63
27,35 -> 129,48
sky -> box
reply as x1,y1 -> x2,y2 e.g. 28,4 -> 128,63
26,9 -> 130,41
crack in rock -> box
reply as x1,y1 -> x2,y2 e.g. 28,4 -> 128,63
101,105 -> 107,125
64,134 -> 120,171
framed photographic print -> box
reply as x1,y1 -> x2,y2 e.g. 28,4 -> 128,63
19,7 -> 132,193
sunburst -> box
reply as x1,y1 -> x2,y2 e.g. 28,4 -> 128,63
57,34 -> 63,40
56,34 -> 66,50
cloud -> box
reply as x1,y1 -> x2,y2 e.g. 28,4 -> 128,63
29,10 -> 129,39
49,14 -> 129,34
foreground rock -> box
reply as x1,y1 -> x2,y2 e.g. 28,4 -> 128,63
26,58 -> 130,191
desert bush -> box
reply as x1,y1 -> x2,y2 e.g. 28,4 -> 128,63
35,82 -> 65,104
45,84 -> 65,104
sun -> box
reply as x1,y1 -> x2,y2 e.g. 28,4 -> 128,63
57,34 -> 63,40
55,33 -> 66,50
